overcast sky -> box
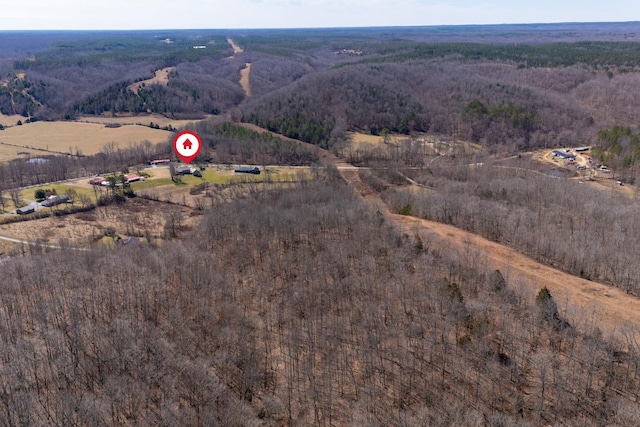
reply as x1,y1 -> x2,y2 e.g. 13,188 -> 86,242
2,0 -> 640,30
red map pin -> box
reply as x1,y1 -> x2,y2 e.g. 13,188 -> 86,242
173,131 -> 202,164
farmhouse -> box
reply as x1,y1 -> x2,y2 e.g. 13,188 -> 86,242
41,194 -> 70,207
552,150 -> 576,160
175,166 -> 192,175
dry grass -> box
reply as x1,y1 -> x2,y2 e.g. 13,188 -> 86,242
348,132 -> 395,146
0,121 -> 171,157
0,197 -> 195,249
77,114 -> 206,129
0,143 -> 34,162
0,113 -> 26,127
128,67 -> 175,94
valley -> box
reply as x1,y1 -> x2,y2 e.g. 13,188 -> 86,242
2,24 -> 640,425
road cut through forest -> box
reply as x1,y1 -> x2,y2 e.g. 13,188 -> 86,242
330,140 -> 640,343
390,213 -> 640,340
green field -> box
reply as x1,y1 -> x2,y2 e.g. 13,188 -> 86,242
133,166 -> 310,190
20,184 -> 97,205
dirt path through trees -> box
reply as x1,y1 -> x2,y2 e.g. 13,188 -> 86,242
127,67 -> 175,94
391,214 -> 640,339
226,38 -> 243,54
240,63 -> 251,97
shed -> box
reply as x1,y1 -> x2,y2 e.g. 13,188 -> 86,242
124,174 -> 141,183
16,206 -> 35,215
234,166 -> 261,175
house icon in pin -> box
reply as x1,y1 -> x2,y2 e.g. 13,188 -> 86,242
183,139 -> 193,150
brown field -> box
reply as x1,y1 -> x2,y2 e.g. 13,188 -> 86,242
0,121 -> 171,158
77,113 -> 207,129
0,143 -> 35,162
240,63 -> 251,97
128,67 -> 175,94
348,131 -> 400,145
0,113 -> 27,127
0,197 -> 196,251
347,131 -> 480,155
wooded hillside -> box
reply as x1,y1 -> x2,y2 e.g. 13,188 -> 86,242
2,24 -> 640,426
2,177 -> 640,425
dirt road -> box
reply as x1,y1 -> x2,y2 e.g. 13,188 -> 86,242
334,145 -> 640,340
390,213 -> 640,339
240,63 -> 251,97
227,38 -> 243,54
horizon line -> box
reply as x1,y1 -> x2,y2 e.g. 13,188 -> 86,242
2,20 -> 640,33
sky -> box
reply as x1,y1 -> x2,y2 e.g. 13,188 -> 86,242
2,0 -> 640,30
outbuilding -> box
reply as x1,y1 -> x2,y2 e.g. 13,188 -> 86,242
234,166 -> 261,175
16,206 -> 35,215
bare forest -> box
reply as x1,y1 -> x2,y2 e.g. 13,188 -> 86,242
2,178 -> 640,426
2,23 -> 640,426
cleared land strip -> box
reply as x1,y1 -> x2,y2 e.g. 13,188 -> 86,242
227,38 -> 243,54
324,129 -> 640,341
128,67 -> 175,94
240,63 -> 251,97
392,213 -> 640,339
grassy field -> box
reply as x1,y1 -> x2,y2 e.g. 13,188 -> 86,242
133,165 -> 309,190
19,184 -> 97,204
0,113 -> 26,127
0,121 -> 171,159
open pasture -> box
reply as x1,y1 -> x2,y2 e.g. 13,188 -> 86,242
0,121 -> 171,158
0,113 -> 27,127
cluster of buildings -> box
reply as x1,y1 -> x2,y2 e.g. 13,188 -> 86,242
89,174 -> 141,186
16,194 -> 71,215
